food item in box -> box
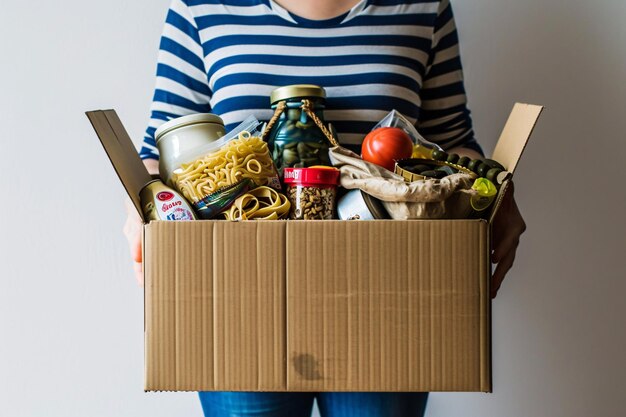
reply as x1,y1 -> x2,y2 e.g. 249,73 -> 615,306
394,158 -> 476,181
470,178 -> 498,212
361,127 -> 414,171
155,113 -> 226,186
337,189 -> 390,220
191,179 -> 253,220
284,167 -> 340,220
264,85 -> 334,176
222,186 -> 290,221
139,180 -> 196,221
172,131 -> 279,205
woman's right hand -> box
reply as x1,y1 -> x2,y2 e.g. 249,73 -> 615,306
124,197 -> 144,286
124,159 -> 159,286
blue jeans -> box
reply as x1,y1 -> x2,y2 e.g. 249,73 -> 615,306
199,392 -> 428,417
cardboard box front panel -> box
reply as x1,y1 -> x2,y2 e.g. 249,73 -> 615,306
286,221 -> 490,392
145,220 -> 490,392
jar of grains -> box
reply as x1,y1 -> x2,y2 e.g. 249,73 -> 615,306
283,167 -> 340,220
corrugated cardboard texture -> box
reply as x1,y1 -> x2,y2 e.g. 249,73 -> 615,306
144,221 -> 215,391
145,221 -> 286,392
286,221 -> 489,392
212,222 -> 286,391
145,220 -> 490,392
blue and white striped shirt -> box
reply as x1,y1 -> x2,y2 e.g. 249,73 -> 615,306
140,0 -> 481,159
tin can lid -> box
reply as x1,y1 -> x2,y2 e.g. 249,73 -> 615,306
270,85 -> 326,105
284,167 -> 340,186
155,113 -> 224,143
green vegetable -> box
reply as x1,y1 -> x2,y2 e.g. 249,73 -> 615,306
486,168 -> 503,182
421,170 -> 446,179
482,159 -> 505,171
477,163 -> 490,177
457,156 -> 471,167
468,159 -> 482,172
431,150 -> 448,161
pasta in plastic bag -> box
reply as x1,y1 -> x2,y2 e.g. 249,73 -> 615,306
169,117 -> 280,218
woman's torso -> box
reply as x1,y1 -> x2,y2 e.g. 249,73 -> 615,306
189,0 -> 440,145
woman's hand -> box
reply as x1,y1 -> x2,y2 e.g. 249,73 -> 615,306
123,159 -> 158,286
123,198 -> 144,286
490,182 -> 526,298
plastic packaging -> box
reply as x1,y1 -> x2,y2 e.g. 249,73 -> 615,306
169,117 -> 281,219
169,115 -> 261,174
371,110 -> 443,159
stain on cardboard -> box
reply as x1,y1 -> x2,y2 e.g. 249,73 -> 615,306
292,353 -> 322,380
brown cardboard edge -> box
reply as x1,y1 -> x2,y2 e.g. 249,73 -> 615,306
143,222 -> 150,392
85,110 -> 153,223
491,103 -> 544,175
487,103 -> 543,223
482,221 -> 493,392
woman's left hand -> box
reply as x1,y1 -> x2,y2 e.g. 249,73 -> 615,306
490,181 -> 526,298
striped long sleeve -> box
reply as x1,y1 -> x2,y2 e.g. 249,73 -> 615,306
140,0 -> 212,160
416,0 -> 483,155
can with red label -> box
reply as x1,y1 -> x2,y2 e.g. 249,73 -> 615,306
139,180 -> 197,221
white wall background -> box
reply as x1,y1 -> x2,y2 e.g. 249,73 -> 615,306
0,1 -> 624,416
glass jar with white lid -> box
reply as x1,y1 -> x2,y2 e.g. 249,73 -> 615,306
155,113 -> 225,185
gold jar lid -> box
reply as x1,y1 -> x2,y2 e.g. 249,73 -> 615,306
155,113 -> 224,143
270,84 -> 326,104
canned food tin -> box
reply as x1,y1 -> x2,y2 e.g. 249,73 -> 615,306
156,113 -> 226,185
394,158 -> 477,182
337,189 -> 390,220
139,180 -> 196,221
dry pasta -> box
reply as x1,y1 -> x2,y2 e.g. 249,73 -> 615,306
172,132 -> 278,203
222,186 -> 290,221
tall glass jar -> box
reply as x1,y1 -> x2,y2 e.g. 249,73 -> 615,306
264,85 -> 333,177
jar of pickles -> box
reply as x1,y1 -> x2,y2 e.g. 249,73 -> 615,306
263,85 -> 335,177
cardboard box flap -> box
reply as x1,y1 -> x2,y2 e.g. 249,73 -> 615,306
86,110 -> 152,222
491,103 -> 544,174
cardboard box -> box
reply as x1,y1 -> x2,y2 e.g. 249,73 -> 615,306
87,103 -> 543,393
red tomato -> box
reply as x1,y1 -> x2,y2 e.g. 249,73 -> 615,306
361,127 -> 414,171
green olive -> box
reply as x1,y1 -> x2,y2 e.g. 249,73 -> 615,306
421,170 -> 446,179
435,165 -> 457,176
482,159 -> 505,171
431,150 -> 448,161
477,163 -> 491,177
284,141 -> 298,149
446,153 -> 460,164
468,159 -> 483,172
413,164 -> 433,173
457,156 -> 471,167
486,168 -> 503,182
